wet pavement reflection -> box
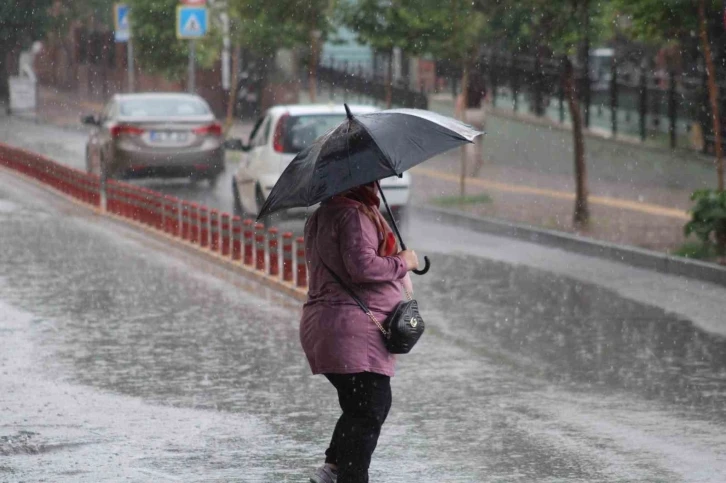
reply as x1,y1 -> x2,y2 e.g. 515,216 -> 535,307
2,183 -> 726,481
418,255 -> 726,419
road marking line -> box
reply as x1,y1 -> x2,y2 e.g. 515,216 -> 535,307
411,167 -> 690,220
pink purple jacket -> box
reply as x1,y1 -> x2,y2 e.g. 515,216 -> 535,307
300,197 -> 408,377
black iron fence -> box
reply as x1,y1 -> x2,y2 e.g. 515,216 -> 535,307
318,51 -> 726,154
475,51 -> 726,154
316,61 -> 428,110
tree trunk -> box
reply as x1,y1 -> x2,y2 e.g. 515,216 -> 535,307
698,0 -> 724,191
385,50 -> 394,108
564,58 -> 589,227
459,62 -> 469,198
224,45 -> 240,134
308,30 -> 319,103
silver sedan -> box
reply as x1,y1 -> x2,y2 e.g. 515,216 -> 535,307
83,93 -> 225,185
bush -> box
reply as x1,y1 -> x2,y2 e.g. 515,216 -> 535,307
673,240 -> 717,260
684,189 -> 726,257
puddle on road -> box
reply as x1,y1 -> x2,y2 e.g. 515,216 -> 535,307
0,431 -> 96,456
416,253 -> 726,418
2,183 -> 726,480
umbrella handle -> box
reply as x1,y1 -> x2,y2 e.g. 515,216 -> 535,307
412,256 -> 431,276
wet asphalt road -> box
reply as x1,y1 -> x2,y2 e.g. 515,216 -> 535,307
3,116 -> 726,481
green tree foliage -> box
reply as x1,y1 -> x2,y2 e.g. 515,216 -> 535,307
608,0 -> 721,43
685,189 -> 726,256
338,0 -> 453,106
228,0 -> 334,99
128,0 -> 218,80
229,0 -> 333,57
0,0 -> 52,101
610,0 -> 724,191
47,0 -> 115,34
338,0 -> 445,55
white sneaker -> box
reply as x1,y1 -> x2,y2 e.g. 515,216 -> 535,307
310,464 -> 337,483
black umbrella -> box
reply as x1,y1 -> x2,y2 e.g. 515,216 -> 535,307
257,104 -> 483,275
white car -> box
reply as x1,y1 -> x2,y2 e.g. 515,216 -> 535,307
231,104 -> 411,220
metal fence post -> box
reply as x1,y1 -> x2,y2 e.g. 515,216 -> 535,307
231,215 -> 242,260
583,64 -> 591,128
533,55 -> 543,116
220,213 -> 231,256
668,70 -> 677,149
510,55 -> 519,112
199,206 -> 209,248
268,227 -> 279,277
282,232 -> 294,282
489,53 -> 498,108
610,57 -> 618,138
243,219 -> 254,265
255,223 -> 266,271
209,209 -> 220,252
559,59 -> 565,124
639,64 -> 648,142
189,203 -> 199,244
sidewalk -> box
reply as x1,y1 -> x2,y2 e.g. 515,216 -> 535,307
35,84 -> 707,254
412,110 -> 703,252
33,85 -> 106,129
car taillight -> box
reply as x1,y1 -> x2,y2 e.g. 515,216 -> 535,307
111,125 -> 145,137
273,113 -> 289,153
193,123 -> 223,137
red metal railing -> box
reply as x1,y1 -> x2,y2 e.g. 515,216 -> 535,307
0,143 -> 309,289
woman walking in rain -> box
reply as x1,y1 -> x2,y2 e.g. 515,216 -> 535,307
302,182 -> 419,483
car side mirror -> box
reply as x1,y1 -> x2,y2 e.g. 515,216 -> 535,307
81,114 -> 100,126
223,138 -> 250,151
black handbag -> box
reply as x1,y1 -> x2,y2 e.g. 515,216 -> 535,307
318,253 -> 425,354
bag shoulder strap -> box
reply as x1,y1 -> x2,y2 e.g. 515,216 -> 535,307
314,237 -> 389,337
318,250 -> 370,312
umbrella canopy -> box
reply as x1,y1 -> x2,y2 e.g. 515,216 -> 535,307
257,105 -> 482,219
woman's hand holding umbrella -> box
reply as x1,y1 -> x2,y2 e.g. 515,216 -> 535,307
399,249 -> 419,272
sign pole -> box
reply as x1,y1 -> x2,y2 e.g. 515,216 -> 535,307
127,35 -> 135,93
188,40 -> 196,93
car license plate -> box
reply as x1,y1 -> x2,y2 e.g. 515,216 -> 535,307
149,131 -> 188,143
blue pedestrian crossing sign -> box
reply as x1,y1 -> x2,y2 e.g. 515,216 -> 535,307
114,4 -> 130,42
177,6 -> 208,39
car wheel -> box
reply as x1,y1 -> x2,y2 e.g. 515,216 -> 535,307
207,173 -> 220,188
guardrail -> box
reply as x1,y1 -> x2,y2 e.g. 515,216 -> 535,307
0,143 -> 309,291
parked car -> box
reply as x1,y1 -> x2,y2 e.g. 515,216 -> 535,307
229,104 -> 411,220
82,93 -> 224,185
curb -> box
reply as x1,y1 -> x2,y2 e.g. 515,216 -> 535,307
1,163 -> 308,303
0,144 -> 309,303
413,205 -> 726,287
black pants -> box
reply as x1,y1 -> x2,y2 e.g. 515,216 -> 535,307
323,372 -> 392,483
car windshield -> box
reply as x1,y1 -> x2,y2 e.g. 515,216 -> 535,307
284,114 -> 346,153
119,97 -> 211,117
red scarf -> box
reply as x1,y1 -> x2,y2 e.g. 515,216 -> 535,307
339,183 -> 397,257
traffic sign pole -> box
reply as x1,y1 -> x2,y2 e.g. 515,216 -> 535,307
176,4 -> 206,94
127,36 -> 135,93
188,40 -> 196,93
